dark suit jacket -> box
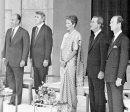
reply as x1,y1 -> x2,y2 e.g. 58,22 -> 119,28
30,24 -> 53,68
104,33 -> 129,83
2,27 -> 30,67
86,31 -> 109,78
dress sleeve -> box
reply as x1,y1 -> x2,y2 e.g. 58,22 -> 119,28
72,33 -> 81,51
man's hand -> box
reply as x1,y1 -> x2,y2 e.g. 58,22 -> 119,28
116,78 -> 122,87
43,60 -> 49,67
20,60 -> 25,67
98,71 -> 104,79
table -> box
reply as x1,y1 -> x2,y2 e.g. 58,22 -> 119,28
0,89 -> 18,112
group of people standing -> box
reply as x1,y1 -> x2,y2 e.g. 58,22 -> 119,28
59,15 -> 129,112
2,11 -> 53,105
87,15 -> 129,112
2,10 -> 129,112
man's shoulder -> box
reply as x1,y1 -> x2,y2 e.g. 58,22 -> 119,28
7,28 -> 12,32
19,27 -> 29,33
98,31 -> 106,37
43,24 -> 52,30
120,33 -> 129,42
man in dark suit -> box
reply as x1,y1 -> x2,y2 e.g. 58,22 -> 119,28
30,11 -> 53,93
104,15 -> 129,112
86,16 -> 109,112
2,14 -> 30,105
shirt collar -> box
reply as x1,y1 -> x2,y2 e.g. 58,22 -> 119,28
13,25 -> 19,31
94,29 -> 101,38
114,30 -> 122,39
37,22 -> 44,29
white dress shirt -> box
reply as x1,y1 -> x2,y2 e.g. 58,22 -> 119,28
94,29 -> 101,40
36,22 -> 44,34
12,25 -> 20,38
113,30 -> 122,42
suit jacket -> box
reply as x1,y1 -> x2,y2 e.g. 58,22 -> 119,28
86,31 -> 109,78
104,33 -> 129,83
30,24 -> 53,68
2,27 -> 30,67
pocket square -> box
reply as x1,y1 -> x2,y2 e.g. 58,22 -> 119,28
113,45 -> 117,48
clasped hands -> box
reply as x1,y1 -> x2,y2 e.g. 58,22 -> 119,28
61,59 -> 68,68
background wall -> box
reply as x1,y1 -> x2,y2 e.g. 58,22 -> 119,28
53,0 -> 91,75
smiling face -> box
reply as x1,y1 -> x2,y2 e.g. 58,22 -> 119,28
66,19 -> 75,32
35,14 -> 44,25
10,14 -> 19,28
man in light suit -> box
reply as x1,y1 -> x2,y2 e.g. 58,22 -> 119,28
30,11 -> 53,93
86,16 -> 109,112
104,15 -> 129,112
2,14 -> 30,105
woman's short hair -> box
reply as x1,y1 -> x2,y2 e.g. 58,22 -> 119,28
66,15 -> 78,27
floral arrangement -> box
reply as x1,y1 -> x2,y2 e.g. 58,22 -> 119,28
34,81 -> 58,106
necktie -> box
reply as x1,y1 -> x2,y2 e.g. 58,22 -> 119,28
94,34 -> 96,40
10,28 -> 15,39
90,34 -> 95,48
35,27 -> 38,40
112,36 -> 115,43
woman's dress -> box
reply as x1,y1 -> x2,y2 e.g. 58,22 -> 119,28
59,30 -> 83,112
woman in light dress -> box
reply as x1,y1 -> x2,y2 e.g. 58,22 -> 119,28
59,15 -> 84,112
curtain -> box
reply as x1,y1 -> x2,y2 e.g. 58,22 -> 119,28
92,0 -> 130,40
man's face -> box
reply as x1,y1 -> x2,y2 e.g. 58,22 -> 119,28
10,14 -> 19,28
90,17 -> 99,32
110,17 -> 119,31
35,14 -> 44,25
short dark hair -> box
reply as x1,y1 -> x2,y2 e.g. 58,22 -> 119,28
113,15 -> 124,29
93,16 -> 104,28
15,14 -> 21,24
36,11 -> 46,21
66,15 -> 78,28
116,15 -> 124,25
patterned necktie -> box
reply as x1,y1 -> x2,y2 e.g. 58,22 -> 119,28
35,27 -> 38,40
10,28 -> 15,39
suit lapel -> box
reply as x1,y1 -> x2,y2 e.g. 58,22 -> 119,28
88,32 -> 101,53
11,27 -> 21,45
34,24 -> 45,46
107,33 -> 123,57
